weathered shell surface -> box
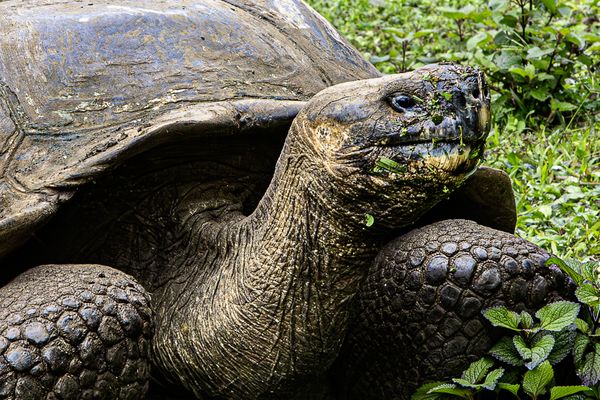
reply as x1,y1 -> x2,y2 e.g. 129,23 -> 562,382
0,0 -> 379,256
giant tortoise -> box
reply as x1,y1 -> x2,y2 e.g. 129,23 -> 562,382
0,1 -> 569,399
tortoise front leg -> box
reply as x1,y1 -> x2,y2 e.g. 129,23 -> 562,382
0,264 -> 153,400
334,219 -> 571,399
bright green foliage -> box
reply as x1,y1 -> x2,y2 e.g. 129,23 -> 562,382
308,0 -> 599,262
522,361 -> 554,398
413,257 -> 600,399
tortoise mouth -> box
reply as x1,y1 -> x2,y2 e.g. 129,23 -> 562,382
372,139 -> 484,177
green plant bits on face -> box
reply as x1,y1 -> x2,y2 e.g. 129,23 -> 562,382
374,157 -> 407,174
440,92 -> 452,101
364,213 -> 374,227
432,114 -> 444,125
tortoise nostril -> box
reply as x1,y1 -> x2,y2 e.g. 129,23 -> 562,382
389,94 -> 416,112
471,87 -> 480,99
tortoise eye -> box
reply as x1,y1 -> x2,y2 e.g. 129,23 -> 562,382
389,94 -> 416,112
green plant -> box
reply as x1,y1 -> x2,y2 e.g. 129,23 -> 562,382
413,257 -> 600,399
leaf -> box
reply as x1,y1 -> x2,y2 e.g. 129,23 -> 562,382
551,98 -> 578,112
540,0 -> 558,14
523,361 -> 554,398
514,334 -> 555,369
546,257 -> 584,285
461,358 -> 494,384
575,318 -> 591,334
521,311 -> 534,329
573,333 -> 591,366
412,382 -> 450,400
375,157 -> 407,174
482,368 -> 504,390
364,213 -> 375,227
576,342 -> 600,386
576,284 -> 600,307
427,383 -> 473,398
526,46 -> 555,60
497,382 -> 520,397
467,32 -> 491,50
536,301 -> 580,331
483,307 -> 522,331
547,329 -> 577,365
489,336 -> 524,366
550,386 -> 591,400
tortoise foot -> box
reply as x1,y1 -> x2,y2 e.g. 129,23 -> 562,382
335,219 -> 571,399
0,264 -> 153,400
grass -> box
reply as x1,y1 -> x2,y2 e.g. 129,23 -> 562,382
307,0 -> 599,261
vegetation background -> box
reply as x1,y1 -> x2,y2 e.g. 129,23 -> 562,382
307,0 -> 599,262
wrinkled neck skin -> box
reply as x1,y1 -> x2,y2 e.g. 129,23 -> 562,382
150,124 -> 438,399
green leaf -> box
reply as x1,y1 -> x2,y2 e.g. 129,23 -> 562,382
364,213 -> 375,227
514,334 -> 555,369
546,257 -> 584,286
483,307 -> 522,331
523,361 -> 554,398
412,382 -> 451,400
530,88 -> 550,101
375,156 -> 407,174
573,334 -> 591,366
536,301 -> 580,331
521,311 -> 534,329
489,336 -> 524,366
482,368 -> 504,390
540,0 -> 558,14
547,329 -> 577,365
461,358 -> 494,384
551,98 -> 578,112
576,284 -> 600,307
497,382 -> 520,397
467,32 -> 491,50
427,383 -> 473,398
550,386 -> 591,400
576,318 -> 591,334
526,46 -> 555,60
576,342 -> 600,386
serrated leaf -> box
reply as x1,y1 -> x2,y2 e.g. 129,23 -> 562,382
514,334 -> 555,369
482,368 -> 504,390
489,336 -> 524,366
576,342 -> 600,386
461,358 -> 494,384
550,386 -> 591,400
536,301 -> 580,331
546,257 -> 584,285
520,311 -> 534,329
573,334 -> 591,366
497,382 -> 520,397
523,361 -> 554,398
576,284 -> 600,307
547,329 -> 577,365
483,307 -> 522,331
452,378 -> 481,389
412,382 -> 451,400
576,318 -> 591,334
427,383 -> 473,398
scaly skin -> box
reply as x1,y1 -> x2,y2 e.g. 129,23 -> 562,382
1,65 -> 491,399
335,219 -> 570,399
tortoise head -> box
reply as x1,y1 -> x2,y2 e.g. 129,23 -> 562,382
292,63 -> 491,229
